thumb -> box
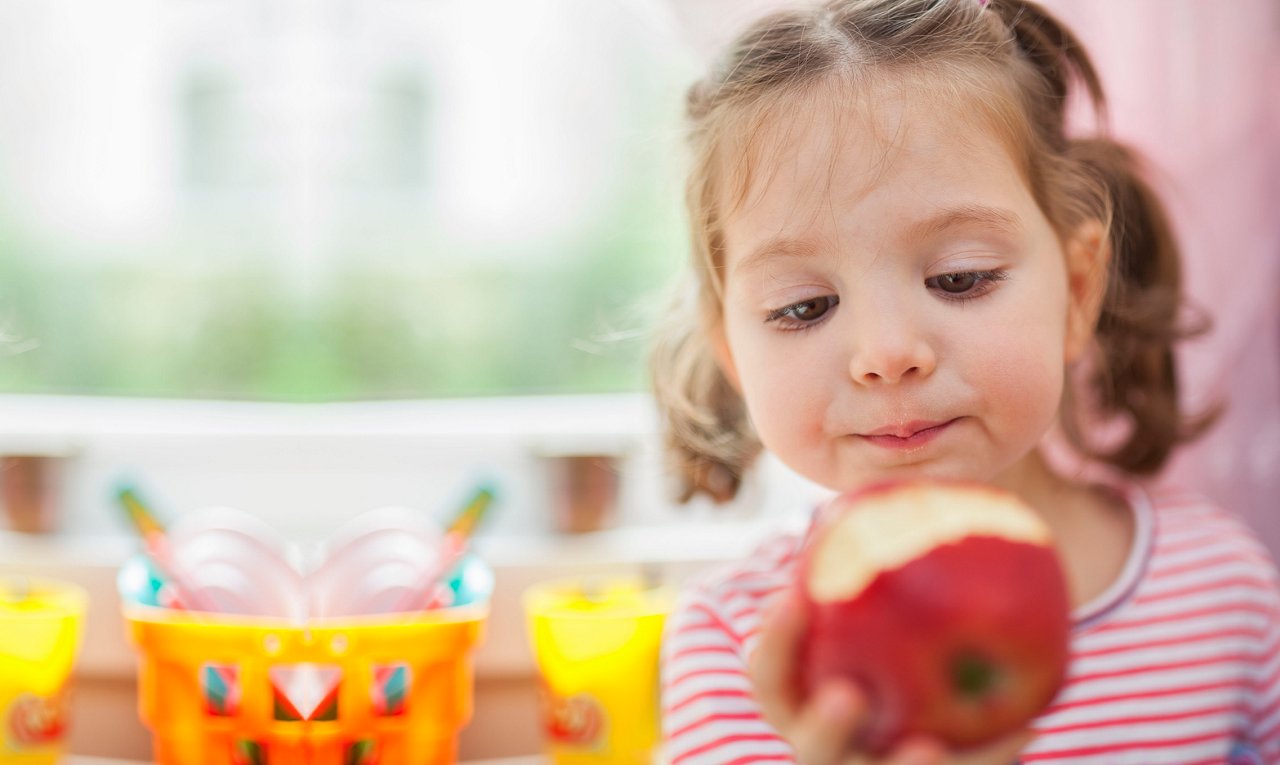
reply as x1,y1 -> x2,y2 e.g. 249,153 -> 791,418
949,729 -> 1034,765
748,589 -> 808,730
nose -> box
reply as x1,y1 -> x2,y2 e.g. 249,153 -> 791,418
847,305 -> 937,386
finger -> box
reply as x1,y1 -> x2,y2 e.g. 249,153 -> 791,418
949,729 -> 1035,765
875,738 -> 946,765
748,590 -> 808,730
789,680 -> 865,765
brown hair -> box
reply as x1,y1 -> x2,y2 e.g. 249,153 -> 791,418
650,0 -> 1213,503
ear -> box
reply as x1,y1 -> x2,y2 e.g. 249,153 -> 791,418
710,322 -> 744,393
1063,219 -> 1110,364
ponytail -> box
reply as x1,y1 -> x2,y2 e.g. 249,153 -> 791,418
649,281 -> 760,503
985,0 -> 1106,133
1060,139 -> 1217,474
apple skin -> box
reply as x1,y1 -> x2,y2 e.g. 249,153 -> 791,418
797,480 -> 1072,754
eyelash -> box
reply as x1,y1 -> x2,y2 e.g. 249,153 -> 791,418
765,296 -> 840,332
926,269 -> 1009,302
762,270 -> 1009,330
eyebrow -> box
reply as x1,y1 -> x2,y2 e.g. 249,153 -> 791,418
731,204 -> 1023,278
906,204 -> 1023,242
732,237 -> 820,279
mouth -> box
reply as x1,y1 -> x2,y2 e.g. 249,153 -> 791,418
857,418 -> 960,450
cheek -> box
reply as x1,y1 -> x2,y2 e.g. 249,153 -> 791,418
725,321 -> 832,446
981,253 -> 1072,400
968,305 -> 1067,433
982,349 -> 1062,415
739,353 -> 830,439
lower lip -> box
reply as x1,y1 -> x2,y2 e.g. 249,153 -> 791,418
861,419 -> 958,450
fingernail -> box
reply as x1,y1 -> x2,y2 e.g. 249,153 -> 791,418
899,742 -> 944,765
817,684 -> 856,723
767,591 -> 797,621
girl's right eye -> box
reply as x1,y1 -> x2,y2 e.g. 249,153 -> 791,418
765,295 -> 839,328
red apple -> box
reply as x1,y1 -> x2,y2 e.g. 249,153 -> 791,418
798,480 -> 1071,754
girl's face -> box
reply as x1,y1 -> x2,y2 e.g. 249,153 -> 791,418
714,85 -> 1098,493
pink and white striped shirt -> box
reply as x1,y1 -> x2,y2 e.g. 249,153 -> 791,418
661,484 -> 1280,764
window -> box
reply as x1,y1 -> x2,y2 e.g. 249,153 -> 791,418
0,0 -> 697,401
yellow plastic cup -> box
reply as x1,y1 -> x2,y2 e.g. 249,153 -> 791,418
0,577 -> 87,765
524,576 -> 672,765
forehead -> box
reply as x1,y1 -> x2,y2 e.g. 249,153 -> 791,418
716,74 -> 1033,246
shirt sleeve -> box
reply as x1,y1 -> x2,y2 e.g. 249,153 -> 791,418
661,583 -> 795,765
1248,561 -> 1280,758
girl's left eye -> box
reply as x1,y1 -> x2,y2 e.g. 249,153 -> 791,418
925,270 -> 1007,298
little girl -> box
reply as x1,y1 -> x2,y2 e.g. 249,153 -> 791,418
650,1 -> 1280,763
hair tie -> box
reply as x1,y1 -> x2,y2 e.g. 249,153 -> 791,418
978,0 -> 989,6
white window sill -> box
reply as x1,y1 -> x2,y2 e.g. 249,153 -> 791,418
0,393 -> 827,679
0,393 -> 826,538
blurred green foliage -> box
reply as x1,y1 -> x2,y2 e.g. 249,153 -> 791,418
0,184 -> 684,401
0,4 -> 696,402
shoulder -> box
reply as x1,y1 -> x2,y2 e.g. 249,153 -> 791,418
1146,483 -> 1279,574
661,531 -> 802,764
667,530 -> 805,648
688,530 -> 806,597
1071,481 -> 1279,633
1131,482 -> 1280,627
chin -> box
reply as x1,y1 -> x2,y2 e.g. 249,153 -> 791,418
823,461 -> 990,493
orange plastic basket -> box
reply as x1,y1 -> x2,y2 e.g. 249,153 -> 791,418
124,603 -> 486,765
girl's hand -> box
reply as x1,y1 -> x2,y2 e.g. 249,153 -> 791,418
748,591 -> 1033,765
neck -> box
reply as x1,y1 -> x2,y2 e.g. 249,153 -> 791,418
994,448 -> 1137,610
992,448 -> 1081,527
